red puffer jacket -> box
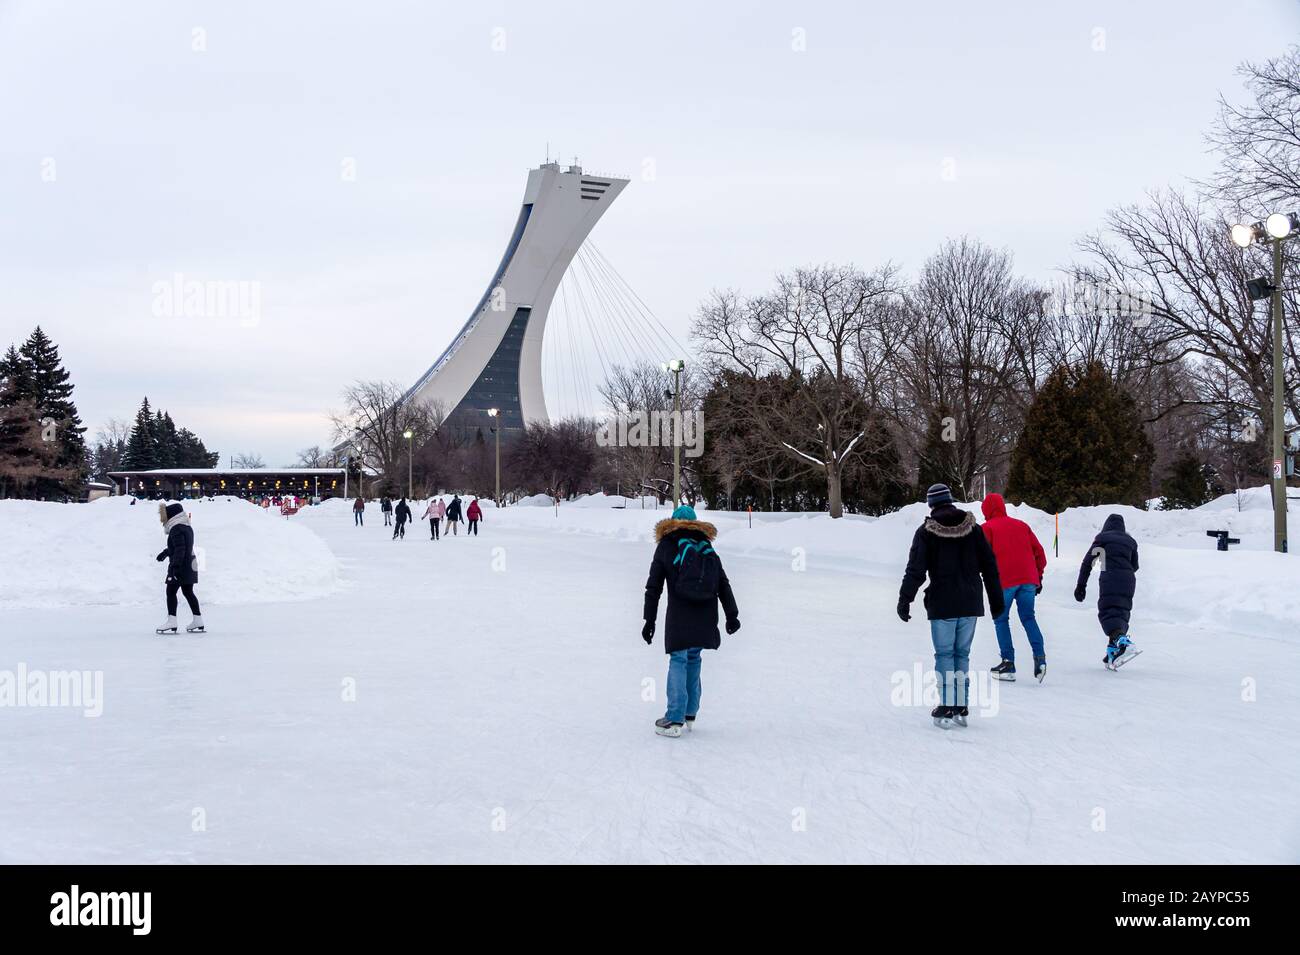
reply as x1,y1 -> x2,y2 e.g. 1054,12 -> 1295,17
466,500 -> 482,521
980,493 -> 1046,589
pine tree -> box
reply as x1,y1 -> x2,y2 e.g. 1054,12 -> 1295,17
1007,362 -> 1154,513
153,410 -> 179,468
1159,448 -> 1216,510
123,398 -> 160,472
18,327 -> 87,498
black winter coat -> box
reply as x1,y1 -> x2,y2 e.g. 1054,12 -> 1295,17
446,498 -> 463,521
158,521 -> 198,586
394,500 -> 412,524
1076,514 -> 1138,637
643,518 -> 739,654
899,504 -> 1004,620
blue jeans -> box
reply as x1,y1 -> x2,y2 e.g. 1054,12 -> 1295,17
930,617 -> 976,707
993,584 -> 1046,663
664,648 -> 703,723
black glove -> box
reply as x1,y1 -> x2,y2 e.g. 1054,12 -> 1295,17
156,551 -> 167,562
725,618 -> 740,635
641,620 -> 654,644
1074,585 -> 1086,603
896,600 -> 910,622
1035,583 -> 1043,596
990,601 -> 1006,619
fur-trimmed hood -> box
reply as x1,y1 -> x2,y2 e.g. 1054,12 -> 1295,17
654,518 -> 717,542
923,509 -> 976,539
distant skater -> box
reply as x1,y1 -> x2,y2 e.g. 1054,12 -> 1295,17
642,505 -> 740,738
155,502 -> 204,634
422,497 -> 445,540
392,497 -> 411,540
445,494 -> 463,536
352,495 -> 364,527
381,496 -> 393,526
1075,514 -> 1141,669
466,498 -> 482,536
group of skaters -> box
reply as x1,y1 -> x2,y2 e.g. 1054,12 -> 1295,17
351,493 -> 484,540
640,484 -> 1140,737
149,481 -> 1141,737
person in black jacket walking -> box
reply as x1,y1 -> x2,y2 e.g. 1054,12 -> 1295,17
642,505 -> 740,738
381,496 -> 393,526
392,497 -> 412,539
898,484 -> 1004,728
1075,513 -> 1140,668
155,502 -> 203,634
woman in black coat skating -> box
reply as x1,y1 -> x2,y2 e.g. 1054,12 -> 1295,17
155,502 -> 203,634
1075,513 -> 1139,667
642,505 -> 740,738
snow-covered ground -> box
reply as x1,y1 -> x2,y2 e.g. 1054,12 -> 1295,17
1,490 -> 1296,863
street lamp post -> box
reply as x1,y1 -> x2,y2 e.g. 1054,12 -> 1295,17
1230,211 -> 1297,554
403,429 -> 414,499
662,359 -> 686,508
487,408 -> 501,507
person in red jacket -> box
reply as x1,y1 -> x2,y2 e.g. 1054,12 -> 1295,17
466,498 -> 483,536
980,493 -> 1048,682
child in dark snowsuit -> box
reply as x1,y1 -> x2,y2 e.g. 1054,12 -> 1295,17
1075,513 -> 1139,668
642,505 -> 740,738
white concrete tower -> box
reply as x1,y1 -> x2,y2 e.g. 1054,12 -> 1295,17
404,162 -> 629,431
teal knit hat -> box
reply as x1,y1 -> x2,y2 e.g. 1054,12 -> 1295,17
671,504 -> 697,521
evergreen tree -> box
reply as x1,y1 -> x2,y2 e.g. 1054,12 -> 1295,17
18,327 -> 87,497
123,398 -> 160,472
1159,448 -> 1216,510
1006,362 -> 1154,513
153,410 -> 179,468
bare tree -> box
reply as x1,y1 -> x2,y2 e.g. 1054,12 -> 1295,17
231,452 -> 266,469
329,381 -> 444,489
1076,190 -> 1299,466
1204,46 -> 1300,212
694,263 -> 899,517
293,445 -> 338,468
883,239 -> 1024,498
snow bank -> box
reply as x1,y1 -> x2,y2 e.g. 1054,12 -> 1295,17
485,489 -> 1297,636
0,496 -> 341,610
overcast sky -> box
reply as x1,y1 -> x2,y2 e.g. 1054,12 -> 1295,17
2,0 -> 1297,465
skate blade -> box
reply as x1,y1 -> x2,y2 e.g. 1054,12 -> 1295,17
185,627 -> 205,634
1035,668 -> 1046,683
155,628 -> 177,634
1110,646 -> 1142,669
932,717 -> 954,729
952,716 -> 968,728
655,727 -> 683,738
992,673 -> 1016,682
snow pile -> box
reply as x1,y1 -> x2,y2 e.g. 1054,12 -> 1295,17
0,496 -> 341,610
484,488 -> 1297,636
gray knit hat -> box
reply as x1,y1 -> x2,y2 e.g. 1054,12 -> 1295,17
925,483 -> 953,507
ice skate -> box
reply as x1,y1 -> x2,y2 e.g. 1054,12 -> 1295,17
654,718 -> 683,738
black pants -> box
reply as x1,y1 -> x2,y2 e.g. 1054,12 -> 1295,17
166,579 -> 201,616
393,520 -> 406,539
468,519 -> 479,536
354,511 -> 363,526
430,519 -> 440,539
